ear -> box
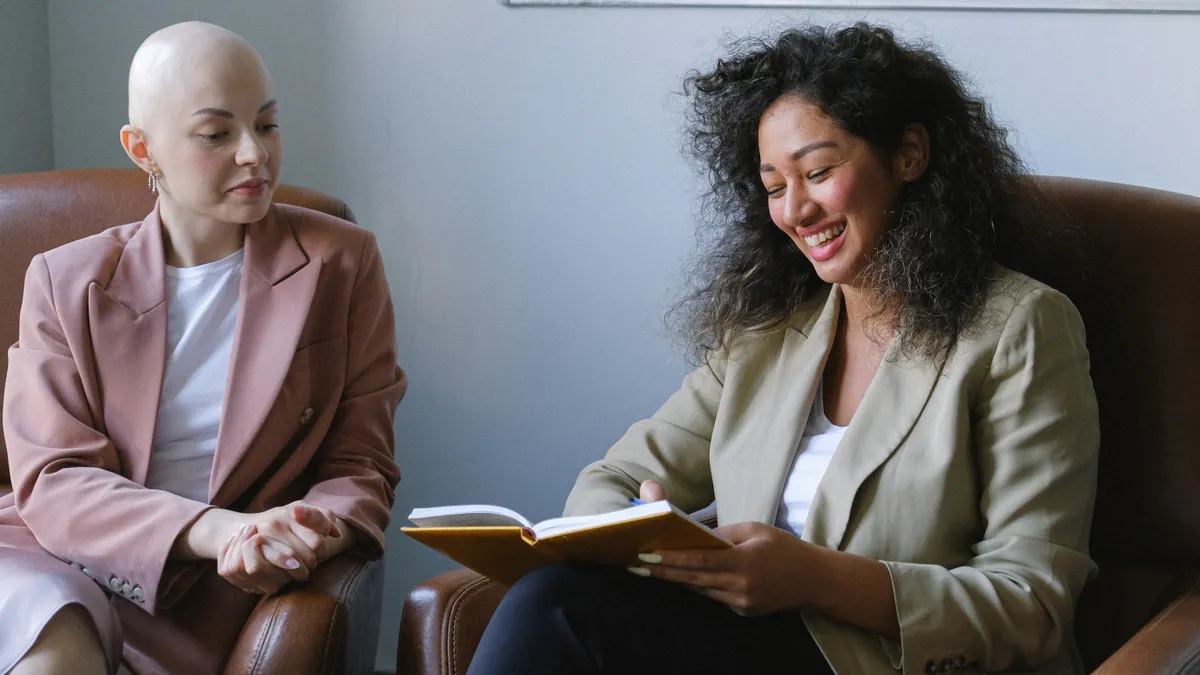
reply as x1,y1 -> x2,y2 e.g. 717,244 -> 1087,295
120,124 -> 155,173
891,123 -> 930,183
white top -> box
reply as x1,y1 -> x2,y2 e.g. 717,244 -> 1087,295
145,248 -> 244,503
774,383 -> 847,538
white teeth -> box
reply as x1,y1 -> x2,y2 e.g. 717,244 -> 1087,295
803,223 -> 845,247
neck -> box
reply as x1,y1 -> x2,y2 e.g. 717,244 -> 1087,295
839,282 -> 895,342
158,198 -> 246,268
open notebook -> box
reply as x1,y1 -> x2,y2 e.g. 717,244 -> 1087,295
403,500 -> 729,586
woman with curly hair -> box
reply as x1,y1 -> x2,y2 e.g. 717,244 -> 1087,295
468,22 -> 1098,675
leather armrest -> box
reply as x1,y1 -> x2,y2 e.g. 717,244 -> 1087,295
1094,575 -> 1200,675
397,568 -> 508,675
224,553 -> 384,675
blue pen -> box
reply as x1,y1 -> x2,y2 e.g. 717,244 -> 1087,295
628,497 -> 646,506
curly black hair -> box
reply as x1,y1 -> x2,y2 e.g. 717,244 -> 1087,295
673,22 -> 1067,362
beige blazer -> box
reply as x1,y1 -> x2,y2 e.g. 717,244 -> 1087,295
565,268 -> 1099,675
0,203 -> 405,674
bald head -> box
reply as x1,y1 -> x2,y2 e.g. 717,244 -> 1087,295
121,22 -> 282,228
128,22 -> 271,128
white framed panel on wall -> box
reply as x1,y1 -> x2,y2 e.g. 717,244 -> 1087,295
501,0 -> 1198,11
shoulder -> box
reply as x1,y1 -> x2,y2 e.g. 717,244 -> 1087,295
272,203 -> 383,285
273,203 -> 375,254
959,266 -> 1088,364
978,266 -> 1083,336
37,220 -> 141,290
983,266 -> 1071,313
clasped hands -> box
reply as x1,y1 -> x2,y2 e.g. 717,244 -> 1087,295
217,502 -> 354,596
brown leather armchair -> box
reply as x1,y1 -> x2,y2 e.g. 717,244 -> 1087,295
397,177 -> 1200,675
0,168 -> 383,675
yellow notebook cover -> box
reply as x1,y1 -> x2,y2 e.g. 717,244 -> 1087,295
403,502 -> 729,586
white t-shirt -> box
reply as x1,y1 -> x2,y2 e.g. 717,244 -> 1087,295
774,383 -> 847,538
145,248 -> 244,503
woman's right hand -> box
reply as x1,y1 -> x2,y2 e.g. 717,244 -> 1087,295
640,480 -> 668,503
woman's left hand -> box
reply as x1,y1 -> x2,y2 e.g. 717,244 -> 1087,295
631,522 -> 812,617
317,515 -> 356,563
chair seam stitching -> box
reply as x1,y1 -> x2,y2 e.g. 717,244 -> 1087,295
323,561 -> 366,675
446,576 -> 492,675
245,600 -> 283,675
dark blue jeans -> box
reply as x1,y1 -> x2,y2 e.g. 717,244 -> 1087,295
466,562 -> 835,675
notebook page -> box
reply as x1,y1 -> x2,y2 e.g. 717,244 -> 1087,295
408,504 -> 534,529
532,500 -> 674,538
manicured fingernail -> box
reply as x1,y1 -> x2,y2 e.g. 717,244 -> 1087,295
627,566 -> 651,577
286,559 -> 301,570
637,553 -> 662,564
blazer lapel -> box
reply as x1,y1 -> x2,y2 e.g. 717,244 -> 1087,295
209,206 -> 320,505
721,287 -> 841,526
87,205 -> 168,484
803,327 -> 944,551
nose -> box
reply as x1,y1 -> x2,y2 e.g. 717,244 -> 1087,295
782,181 -> 819,226
235,129 -> 268,167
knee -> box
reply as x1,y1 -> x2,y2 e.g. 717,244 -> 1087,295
12,605 -> 108,675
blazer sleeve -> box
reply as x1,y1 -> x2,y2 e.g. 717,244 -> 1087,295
300,232 -> 405,559
883,287 -> 1100,672
563,352 -> 727,517
3,254 -> 213,615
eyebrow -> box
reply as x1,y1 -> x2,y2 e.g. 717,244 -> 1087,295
759,141 -> 838,173
192,99 -> 278,118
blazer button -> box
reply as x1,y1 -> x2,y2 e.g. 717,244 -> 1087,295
108,576 -> 123,592
121,582 -> 134,598
133,586 -> 146,603
300,407 -> 314,425
81,567 -> 92,578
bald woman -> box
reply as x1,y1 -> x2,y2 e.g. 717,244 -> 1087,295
0,22 -> 404,675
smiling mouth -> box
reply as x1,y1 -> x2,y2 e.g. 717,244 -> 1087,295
803,222 -> 845,247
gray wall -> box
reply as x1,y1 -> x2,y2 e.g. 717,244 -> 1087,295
39,1 -> 1200,672
0,0 -> 53,173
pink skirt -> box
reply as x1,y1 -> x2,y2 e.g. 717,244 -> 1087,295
0,547 -> 124,674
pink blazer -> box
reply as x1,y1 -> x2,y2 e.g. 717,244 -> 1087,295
0,202 -> 405,673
